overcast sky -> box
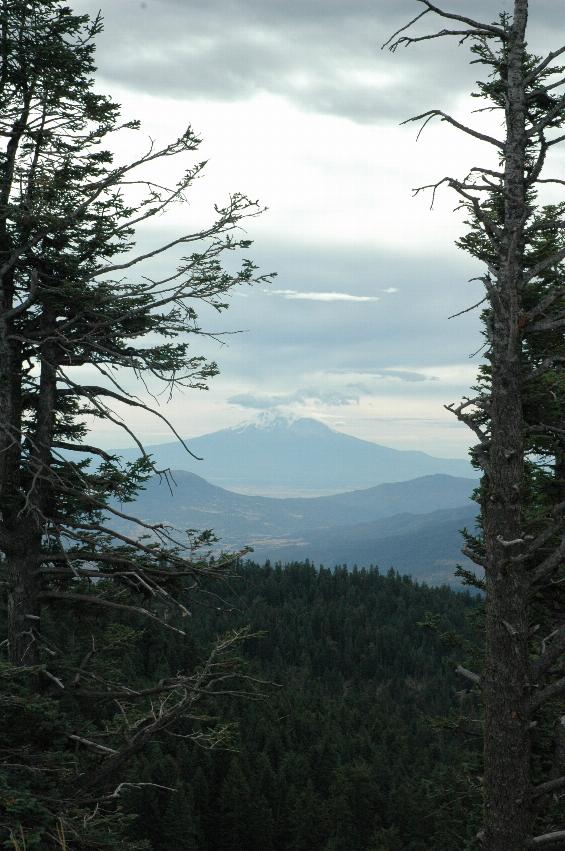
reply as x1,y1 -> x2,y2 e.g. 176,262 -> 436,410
72,0 -> 565,457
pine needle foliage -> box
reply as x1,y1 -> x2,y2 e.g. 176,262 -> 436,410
0,1 -> 272,845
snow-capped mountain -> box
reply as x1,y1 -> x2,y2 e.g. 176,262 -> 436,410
115,414 -> 477,497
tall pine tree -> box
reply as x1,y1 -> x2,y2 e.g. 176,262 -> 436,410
387,2 -> 565,847
0,1 -> 270,845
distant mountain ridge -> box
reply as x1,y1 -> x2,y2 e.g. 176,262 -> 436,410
119,470 -> 479,584
250,504 -> 478,584
115,414 -> 477,497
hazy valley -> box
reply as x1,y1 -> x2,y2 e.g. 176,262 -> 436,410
117,416 -> 479,584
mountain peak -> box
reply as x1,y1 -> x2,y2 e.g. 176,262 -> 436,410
231,412 -> 333,435
115,412 -> 476,496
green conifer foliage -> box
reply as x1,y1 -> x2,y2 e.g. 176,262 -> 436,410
0,1 -> 270,844
387,3 -> 565,845
120,563 -> 480,851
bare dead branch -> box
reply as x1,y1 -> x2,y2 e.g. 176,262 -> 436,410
51,441 -> 116,462
528,830 -> 565,847
39,592 -> 187,635
469,166 -> 504,179
528,314 -> 565,334
56,520 -> 220,570
42,669 -> 65,689
414,1 -> 506,37
461,545 -> 486,568
533,775 -> 565,798
381,8 -> 430,50
2,268 -> 39,320
383,1 -> 505,52
531,536 -> 565,586
526,93 -> 565,139
526,283 -> 565,320
529,424 -> 565,441
525,46 -> 565,86
546,132 -> 565,148
387,27 -> 493,52
57,377 -> 203,461
90,194 -> 263,279
68,735 -> 117,756
526,357 -> 565,381
530,673 -> 565,713
534,625 -> 565,678
445,401 -> 489,443
535,178 -> 565,187
401,110 -> 504,149
448,297 -> 487,319
72,640 -> 96,687
455,664 -> 481,685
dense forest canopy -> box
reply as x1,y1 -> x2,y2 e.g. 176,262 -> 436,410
5,561 -> 482,851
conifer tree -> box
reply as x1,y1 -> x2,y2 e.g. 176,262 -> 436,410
0,0 -> 270,844
387,2 -> 565,848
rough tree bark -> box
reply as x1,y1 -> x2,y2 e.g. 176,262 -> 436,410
481,3 -> 531,847
387,2 -> 565,848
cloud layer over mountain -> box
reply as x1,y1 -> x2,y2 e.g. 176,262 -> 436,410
71,1 -> 565,456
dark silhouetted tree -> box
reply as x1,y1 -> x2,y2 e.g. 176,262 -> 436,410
387,2 -> 565,848
0,0 -> 270,844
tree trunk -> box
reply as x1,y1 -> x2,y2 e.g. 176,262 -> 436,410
0,284 -> 35,665
482,2 -> 533,848
6,302 -> 59,667
6,539 -> 41,666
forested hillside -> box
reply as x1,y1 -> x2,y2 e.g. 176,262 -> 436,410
120,563 -> 481,851
120,472 -> 477,583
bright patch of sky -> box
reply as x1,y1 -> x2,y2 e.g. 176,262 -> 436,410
71,0 -> 565,458
267,290 -> 382,303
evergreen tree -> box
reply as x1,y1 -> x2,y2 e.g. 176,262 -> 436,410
387,1 -> 565,847
218,759 -> 254,851
0,0 -> 270,844
159,789 -> 201,851
121,563 -> 480,851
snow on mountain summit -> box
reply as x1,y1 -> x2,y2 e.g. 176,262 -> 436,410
230,411 -> 330,435
115,413 -> 476,496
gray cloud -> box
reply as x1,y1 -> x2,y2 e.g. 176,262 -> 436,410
376,369 -> 437,382
226,367 -> 440,413
64,0 -> 565,459
228,393 -> 286,410
326,367 -> 438,382
165,236 -> 485,394
228,384 -> 370,410
72,0 -> 563,124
